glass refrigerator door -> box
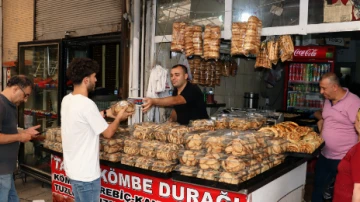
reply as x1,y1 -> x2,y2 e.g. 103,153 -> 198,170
287,62 -> 330,114
18,42 -> 60,175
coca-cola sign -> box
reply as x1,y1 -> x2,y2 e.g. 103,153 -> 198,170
294,49 -> 318,57
293,46 -> 335,59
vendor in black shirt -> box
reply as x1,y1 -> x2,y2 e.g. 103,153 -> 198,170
142,64 -> 209,125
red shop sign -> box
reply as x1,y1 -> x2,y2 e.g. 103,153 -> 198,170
293,46 -> 335,60
51,155 -> 247,202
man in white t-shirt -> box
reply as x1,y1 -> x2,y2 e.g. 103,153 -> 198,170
61,58 -> 133,202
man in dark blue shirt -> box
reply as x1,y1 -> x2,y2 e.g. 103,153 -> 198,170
0,75 -> 40,202
143,64 -> 208,125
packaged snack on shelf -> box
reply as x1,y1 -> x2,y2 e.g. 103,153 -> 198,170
214,114 -> 230,129
156,143 -> 183,161
228,116 -> 250,130
203,25 -> 221,60
167,125 -> 190,144
204,131 -> 234,153
243,16 -> 262,55
265,138 -> 288,155
255,42 -> 271,69
123,138 -> 142,155
53,142 -> 63,153
190,119 -> 215,131
131,122 -> 158,140
246,112 -> 267,130
111,100 -> 135,116
199,152 -> 226,170
45,128 -> 57,141
44,140 -> 54,149
175,165 -> 199,177
193,26 -> 203,56
279,35 -> 294,62
121,154 -> 139,166
151,160 -> 177,173
267,39 -> 279,65
184,130 -> 212,150
171,22 -> 186,52
135,156 -> 156,170
104,144 -> 123,154
197,169 -> 221,181
218,172 -> 245,184
224,135 -> 259,157
107,152 -> 122,162
139,140 -> 161,158
231,22 -> 247,56
185,26 -> 194,57
153,122 -> 179,142
268,154 -> 286,166
221,155 -> 251,173
179,149 -> 206,166
99,151 -> 108,161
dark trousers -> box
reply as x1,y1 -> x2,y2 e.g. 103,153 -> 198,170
311,154 -> 340,202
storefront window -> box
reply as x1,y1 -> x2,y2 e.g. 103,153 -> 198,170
232,0 -> 300,27
156,0 -> 225,36
308,0 -> 325,24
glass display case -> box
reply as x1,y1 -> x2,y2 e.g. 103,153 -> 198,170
18,40 -> 63,183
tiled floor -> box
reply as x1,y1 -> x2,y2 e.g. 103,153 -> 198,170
15,176 -> 52,202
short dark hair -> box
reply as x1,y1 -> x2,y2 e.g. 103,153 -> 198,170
7,75 -> 34,89
171,64 -> 188,74
320,72 -> 341,86
66,58 -> 99,85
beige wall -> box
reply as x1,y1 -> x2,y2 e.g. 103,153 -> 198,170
3,0 -> 34,64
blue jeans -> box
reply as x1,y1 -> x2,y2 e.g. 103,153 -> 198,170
0,174 -> 19,202
70,177 -> 101,202
311,154 -> 340,202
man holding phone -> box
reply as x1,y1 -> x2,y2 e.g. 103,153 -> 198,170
0,75 -> 40,202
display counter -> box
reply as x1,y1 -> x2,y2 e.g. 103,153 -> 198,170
41,147 -> 307,202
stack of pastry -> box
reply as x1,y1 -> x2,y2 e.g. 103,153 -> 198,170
203,25 -> 221,60
185,26 -> 194,57
222,57 -> 231,77
132,122 -> 158,140
177,130 -> 286,185
204,61 -> 216,87
267,39 -> 279,65
279,35 -> 294,62
258,121 -> 324,153
190,119 -> 215,131
171,22 -> 186,52
228,115 -> 266,131
100,133 -> 129,162
167,125 -> 190,144
153,122 -> 179,142
191,58 -> 201,84
193,25 -> 203,56
255,42 -> 271,69
215,60 -> 221,85
44,127 -> 63,153
199,59 -> 206,85
231,22 -> 247,55
244,16 -> 262,55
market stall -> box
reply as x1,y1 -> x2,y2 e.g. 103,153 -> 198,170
45,148 -> 307,202
43,115 -> 322,202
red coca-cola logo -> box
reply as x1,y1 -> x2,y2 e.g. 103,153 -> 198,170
294,49 -> 318,57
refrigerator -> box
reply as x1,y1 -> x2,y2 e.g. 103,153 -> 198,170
17,40 -> 63,183
283,46 -> 335,114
